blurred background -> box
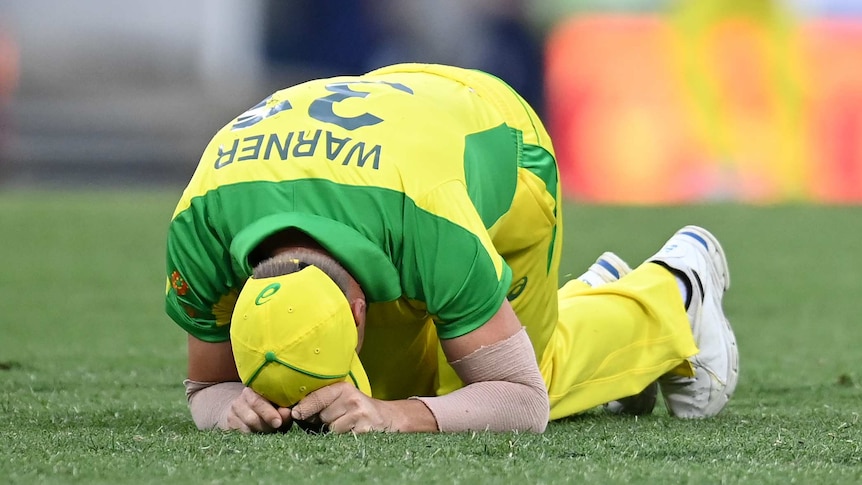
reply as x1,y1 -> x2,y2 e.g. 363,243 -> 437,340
1,0 -> 861,203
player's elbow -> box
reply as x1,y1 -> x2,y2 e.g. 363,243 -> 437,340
522,386 -> 550,433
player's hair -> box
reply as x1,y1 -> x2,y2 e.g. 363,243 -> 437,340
252,250 -> 352,297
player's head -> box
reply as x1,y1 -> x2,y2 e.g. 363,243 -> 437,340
230,252 -> 370,407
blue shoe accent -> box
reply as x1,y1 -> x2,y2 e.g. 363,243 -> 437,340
681,230 -> 708,250
597,258 -> 620,279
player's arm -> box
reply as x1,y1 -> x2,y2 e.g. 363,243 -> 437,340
167,213 -> 293,433
290,299 -> 548,433
185,335 -> 293,433
413,298 -> 549,432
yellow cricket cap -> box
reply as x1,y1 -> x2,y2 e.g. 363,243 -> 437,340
230,265 -> 371,407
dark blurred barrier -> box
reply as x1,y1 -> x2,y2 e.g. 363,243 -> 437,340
260,0 -> 545,112
546,12 -> 862,203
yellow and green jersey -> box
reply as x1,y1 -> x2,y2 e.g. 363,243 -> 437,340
165,63 -> 558,347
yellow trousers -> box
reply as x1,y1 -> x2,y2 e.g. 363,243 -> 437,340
542,264 -> 697,419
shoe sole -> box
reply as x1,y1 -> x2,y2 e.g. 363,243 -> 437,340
679,225 -> 739,416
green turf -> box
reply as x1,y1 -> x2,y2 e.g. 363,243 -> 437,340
1,190 -> 860,484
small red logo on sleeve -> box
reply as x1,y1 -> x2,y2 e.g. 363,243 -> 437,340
181,304 -> 196,318
171,270 -> 189,296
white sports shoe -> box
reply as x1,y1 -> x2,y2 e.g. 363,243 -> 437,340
577,253 -> 659,416
577,251 -> 633,287
649,225 -> 739,418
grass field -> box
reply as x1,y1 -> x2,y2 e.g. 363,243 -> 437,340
1,189 -> 860,484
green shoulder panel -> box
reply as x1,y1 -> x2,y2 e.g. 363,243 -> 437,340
463,123 -> 519,228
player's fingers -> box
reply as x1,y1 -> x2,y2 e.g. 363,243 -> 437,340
276,407 -> 294,432
225,412 -> 253,434
327,414 -> 357,434
225,389 -> 278,433
229,399 -> 271,433
277,407 -> 293,424
291,383 -> 347,421
318,386 -> 368,424
240,409 -> 274,433
328,411 -> 378,434
242,387 -> 283,429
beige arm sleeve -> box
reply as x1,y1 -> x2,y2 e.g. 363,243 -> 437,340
184,379 -> 245,430
412,328 -> 550,433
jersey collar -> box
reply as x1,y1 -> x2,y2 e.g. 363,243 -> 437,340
230,213 -> 402,303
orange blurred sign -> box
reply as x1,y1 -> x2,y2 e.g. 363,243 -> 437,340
545,15 -> 862,203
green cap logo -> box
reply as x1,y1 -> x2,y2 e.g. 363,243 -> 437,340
255,282 -> 281,305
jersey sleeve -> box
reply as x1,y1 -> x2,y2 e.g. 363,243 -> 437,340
405,180 -> 512,340
165,201 -> 244,343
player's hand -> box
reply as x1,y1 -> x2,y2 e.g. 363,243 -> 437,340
291,382 -> 394,434
222,386 -> 293,433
